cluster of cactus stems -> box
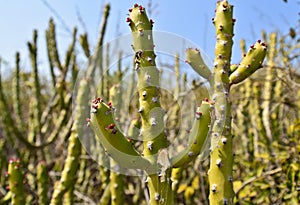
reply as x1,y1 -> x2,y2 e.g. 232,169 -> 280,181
88,1 -> 268,204
2,0 -> 300,204
89,4 -> 214,205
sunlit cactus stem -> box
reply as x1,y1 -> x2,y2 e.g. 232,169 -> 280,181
207,1 -> 267,204
128,4 -> 173,204
8,158 -> 25,205
37,161 -> 49,205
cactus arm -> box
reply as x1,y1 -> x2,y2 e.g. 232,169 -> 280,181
13,52 -> 25,129
186,48 -> 212,80
209,1 -> 235,204
96,3 -> 110,97
79,33 -> 91,58
171,100 -> 211,167
37,161 -> 49,205
90,99 -> 151,169
28,30 -> 43,141
8,158 -> 25,205
64,27 -> 77,69
47,19 -> 63,71
229,41 -> 267,85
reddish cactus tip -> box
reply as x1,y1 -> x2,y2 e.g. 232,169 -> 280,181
108,102 -> 112,108
126,17 -> 131,23
232,18 -> 236,23
196,112 -> 203,116
107,123 -> 116,129
204,98 -> 209,102
134,3 -> 139,7
250,44 -> 255,49
129,8 -> 132,12
9,158 -> 16,164
150,19 -> 154,25
257,39 -> 261,43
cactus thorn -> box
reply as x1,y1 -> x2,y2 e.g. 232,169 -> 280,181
188,151 -> 194,157
212,184 -> 217,193
147,141 -> 153,150
138,107 -> 144,113
142,90 -> 147,97
216,159 -> 222,167
155,193 -> 160,201
221,137 -> 227,144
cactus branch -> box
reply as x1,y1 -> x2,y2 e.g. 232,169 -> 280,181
186,48 -> 212,80
171,100 -> 211,167
229,41 -> 267,85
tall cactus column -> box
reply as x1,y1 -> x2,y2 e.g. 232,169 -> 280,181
127,4 -> 172,204
208,1 -> 235,204
208,1 -> 267,204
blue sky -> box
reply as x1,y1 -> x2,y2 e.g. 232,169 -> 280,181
0,0 -> 299,71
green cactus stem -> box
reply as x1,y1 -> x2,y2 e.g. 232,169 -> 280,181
229,41 -> 267,85
46,19 -> 63,71
171,100 -> 211,167
37,161 -> 49,205
185,48 -> 212,80
109,84 -> 125,205
208,1 -> 267,204
50,78 -> 88,205
13,52 -> 24,130
28,29 -> 42,143
8,158 -> 25,205
96,3 -> 110,97
262,32 -> 277,144
79,33 -> 91,58
90,99 -> 150,169
128,4 -> 172,204
209,1 -> 235,204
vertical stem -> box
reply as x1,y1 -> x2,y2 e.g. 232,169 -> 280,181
128,4 -> 172,204
208,1 -> 235,204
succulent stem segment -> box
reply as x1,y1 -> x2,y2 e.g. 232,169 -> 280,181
8,158 -> 25,205
229,41 -> 267,85
186,48 -> 212,80
171,100 -> 211,167
208,2 -> 235,203
129,5 -> 173,204
207,1 -> 267,204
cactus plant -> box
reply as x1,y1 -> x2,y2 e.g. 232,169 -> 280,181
89,4 -> 212,204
